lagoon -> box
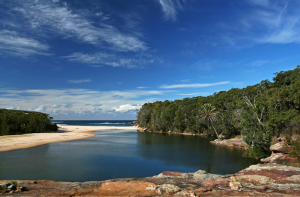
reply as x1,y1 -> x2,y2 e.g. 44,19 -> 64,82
0,129 -> 258,182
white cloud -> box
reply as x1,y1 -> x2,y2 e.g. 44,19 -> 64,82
244,1 -> 300,44
65,52 -> 163,68
67,78 -> 92,84
157,0 -> 185,22
113,104 -> 141,112
50,104 -> 61,108
0,88 -> 165,119
0,30 -> 50,56
160,81 -> 230,89
33,105 -> 47,112
12,1 -> 147,52
6,107 -> 23,110
137,87 -> 149,89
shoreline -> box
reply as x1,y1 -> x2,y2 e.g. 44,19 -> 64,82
0,125 -> 137,152
137,127 -> 249,149
2,163 -> 300,196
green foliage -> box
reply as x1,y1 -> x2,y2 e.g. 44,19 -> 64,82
289,137 -> 300,160
249,145 -> 270,159
0,109 -> 57,136
136,65 -> 300,159
199,103 -> 220,139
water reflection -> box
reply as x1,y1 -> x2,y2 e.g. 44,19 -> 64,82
0,130 -> 259,182
137,132 -> 258,174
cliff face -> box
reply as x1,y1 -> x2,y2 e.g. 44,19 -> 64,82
2,163 -> 300,196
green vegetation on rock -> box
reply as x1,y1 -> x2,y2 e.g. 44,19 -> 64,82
0,109 -> 58,136
137,66 -> 300,158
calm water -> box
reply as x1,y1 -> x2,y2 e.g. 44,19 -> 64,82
0,129 -> 259,182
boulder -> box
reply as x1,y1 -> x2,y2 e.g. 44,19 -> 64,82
270,142 -> 290,154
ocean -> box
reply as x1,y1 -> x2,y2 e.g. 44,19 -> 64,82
52,120 -> 136,127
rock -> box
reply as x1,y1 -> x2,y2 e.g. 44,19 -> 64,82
0,184 -> 8,192
175,190 -> 197,196
261,152 -> 285,163
229,176 -> 242,190
145,184 -> 157,191
270,142 -> 290,153
155,184 -> 181,195
3,164 -> 300,196
7,184 -> 16,191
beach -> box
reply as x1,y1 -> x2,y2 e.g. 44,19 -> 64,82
0,125 -> 137,152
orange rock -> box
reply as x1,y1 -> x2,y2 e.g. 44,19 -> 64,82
93,181 -> 157,196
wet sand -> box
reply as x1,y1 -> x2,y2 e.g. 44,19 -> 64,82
0,125 -> 137,152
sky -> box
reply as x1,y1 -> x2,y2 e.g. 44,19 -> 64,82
1,0 -> 300,120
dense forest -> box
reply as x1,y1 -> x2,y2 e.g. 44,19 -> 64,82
0,109 -> 58,136
137,66 -> 300,158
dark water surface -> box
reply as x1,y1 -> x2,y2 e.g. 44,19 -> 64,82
0,130 -> 258,182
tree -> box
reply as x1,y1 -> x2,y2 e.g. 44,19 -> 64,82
199,103 -> 220,140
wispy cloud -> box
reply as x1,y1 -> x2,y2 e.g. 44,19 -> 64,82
64,52 -> 163,68
67,78 -> 92,84
245,1 -> 300,44
160,81 -> 230,89
4,0 -> 147,52
0,30 -> 50,56
247,0 -> 269,7
157,0 -> 185,22
137,87 -> 149,89
250,60 -> 270,67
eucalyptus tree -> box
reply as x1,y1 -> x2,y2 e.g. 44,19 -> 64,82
199,103 -> 220,140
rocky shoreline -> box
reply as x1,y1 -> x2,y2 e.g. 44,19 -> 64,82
138,127 -> 250,149
2,163 -> 300,196
137,127 -> 208,136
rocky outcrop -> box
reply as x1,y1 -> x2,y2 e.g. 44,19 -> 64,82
210,136 -> 249,149
261,139 -> 297,165
137,127 -> 148,132
270,142 -> 290,153
3,164 -> 300,196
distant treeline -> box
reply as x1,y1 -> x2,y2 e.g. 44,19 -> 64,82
137,66 -> 300,158
0,109 -> 58,136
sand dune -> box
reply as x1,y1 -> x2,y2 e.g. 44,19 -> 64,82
0,125 -> 137,152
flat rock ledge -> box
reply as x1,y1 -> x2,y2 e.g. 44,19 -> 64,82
2,164 -> 300,196
210,136 -> 249,149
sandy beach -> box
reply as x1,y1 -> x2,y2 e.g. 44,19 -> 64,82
0,125 -> 137,152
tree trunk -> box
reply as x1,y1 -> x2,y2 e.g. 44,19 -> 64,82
209,117 -> 220,140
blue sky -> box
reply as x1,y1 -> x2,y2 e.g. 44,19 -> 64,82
1,0 -> 300,120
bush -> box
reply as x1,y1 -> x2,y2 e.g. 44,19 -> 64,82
249,145 -> 269,159
289,137 -> 300,160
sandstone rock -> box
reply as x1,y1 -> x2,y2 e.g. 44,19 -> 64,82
175,190 -> 196,196
155,184 -> 181,195
270,142 -> 290,153
261,152 -> 285,163
285,175 -> 300,182
229,176 -> 242,190
233,175 -> 273,189
145,184 -> 157,191
3,164 -> 300,196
